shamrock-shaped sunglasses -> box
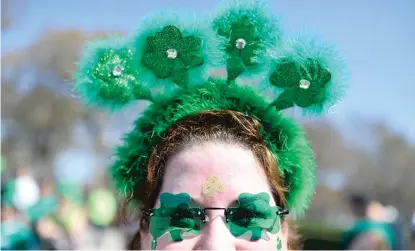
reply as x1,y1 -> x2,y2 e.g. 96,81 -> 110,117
143,205 -> 289,225
141,192 -> 289,245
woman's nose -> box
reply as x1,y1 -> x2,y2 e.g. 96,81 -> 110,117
194,212 -> 235,250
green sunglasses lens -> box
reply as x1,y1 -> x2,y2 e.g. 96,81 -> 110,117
147,192 -> 288,248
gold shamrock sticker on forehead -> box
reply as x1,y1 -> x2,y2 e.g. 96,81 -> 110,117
202,175 -> 225,197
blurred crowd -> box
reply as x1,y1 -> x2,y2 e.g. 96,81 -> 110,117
342,194 -> 415,250
1,167 -> 133,250
2,166 -> 415,250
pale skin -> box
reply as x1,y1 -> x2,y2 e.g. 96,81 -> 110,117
140,141 -> 289,250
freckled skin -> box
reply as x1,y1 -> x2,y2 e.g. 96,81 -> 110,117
141,142 -> 288,250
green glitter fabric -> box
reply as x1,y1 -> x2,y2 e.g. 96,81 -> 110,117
74,36 -> 151,110
212,0 -> 282,82
270,59 -> 332,110
267,35 -> 348,115
224,17 -> 260,80
132,11 -> 226,94
142,25 -> 204,87
73,0 -> 348,216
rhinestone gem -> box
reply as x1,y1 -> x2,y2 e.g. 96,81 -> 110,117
166,49 -> 178,59
112,65 -> 123,77
235,38 -> 247,49
299,79 -> 311,89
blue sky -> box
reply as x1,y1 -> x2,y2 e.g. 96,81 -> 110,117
3,0 -> 415,145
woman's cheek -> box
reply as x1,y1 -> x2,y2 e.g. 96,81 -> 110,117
142,234 -> 199,250
234,233 -> 285,251
142,231 -> 287,250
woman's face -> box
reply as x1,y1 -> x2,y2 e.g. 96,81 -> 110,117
141,142 -> 288,250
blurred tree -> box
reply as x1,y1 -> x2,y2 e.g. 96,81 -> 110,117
1,0 -> 25,31
1,29 -> 120,180
304,122 -> 362,224
371,125 -> 415,218
304,121 -> 415,223
305,121 -> 367,176
1,0 -> 13,30
3,29 -> 114,82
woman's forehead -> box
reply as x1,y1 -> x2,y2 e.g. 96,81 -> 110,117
159,142 -> 274,207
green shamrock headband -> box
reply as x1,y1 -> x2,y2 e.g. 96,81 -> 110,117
73,0 -> 348,216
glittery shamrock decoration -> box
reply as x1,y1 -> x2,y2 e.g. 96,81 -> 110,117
202,176 -> 225,197
223,17 -> 261,81
269,59 -> 332,111
131,12 -> 225,92
227,192 -> 281,241
277,237 -> 282,251
149,193 -> 201,249
74,37 -> 151,109
212,0 -> 282,81
266,36 -> 348,115
142,25 -> 204,87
